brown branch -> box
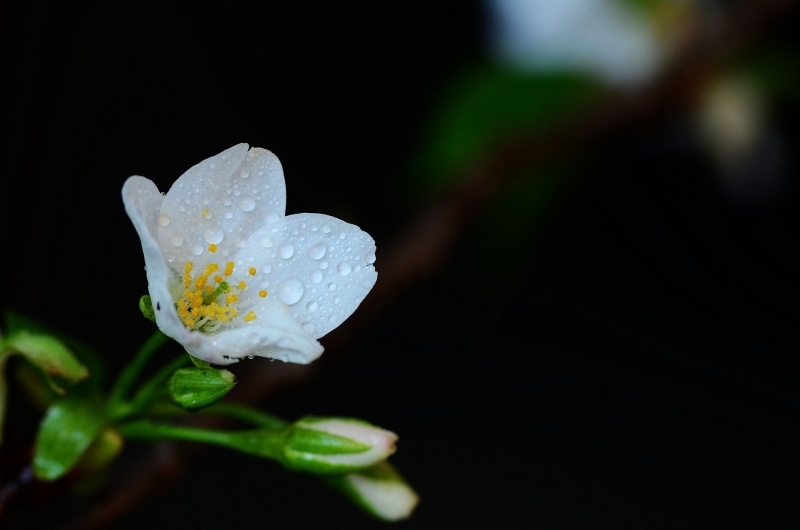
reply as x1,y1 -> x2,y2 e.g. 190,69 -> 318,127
65,1 -> 799,528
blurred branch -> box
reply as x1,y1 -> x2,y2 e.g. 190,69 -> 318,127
65,0 -> 798,528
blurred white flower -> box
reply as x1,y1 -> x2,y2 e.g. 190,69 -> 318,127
488,0 -> 665,86
123,144 -> 377,365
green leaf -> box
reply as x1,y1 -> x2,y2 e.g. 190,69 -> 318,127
139,295 -> 156,323
34,399 -> 106,481
411,63 -> 598,194
4,311 -> 105,396
188,354 -> 211,368
3,331 -> 88,395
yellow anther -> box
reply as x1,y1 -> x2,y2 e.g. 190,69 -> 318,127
205,285 -> 213,293
225,294 -> 239,304
214,275 -> 223,283
259,290 -> 267,298
238,281 -> 246,290
244,311 -> 257,322
183,262 -> 194,287
208,244 -> 218,253
195,276 -> 207,290
248,267 -> 256,276
224,262 -> 235,276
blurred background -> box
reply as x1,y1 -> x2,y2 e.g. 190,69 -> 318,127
2,0 -> 800,527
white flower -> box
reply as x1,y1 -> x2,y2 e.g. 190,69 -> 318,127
122,144 -> 377,365
488,0 -> 664,86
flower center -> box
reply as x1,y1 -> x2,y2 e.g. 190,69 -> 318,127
176,259 -> 266,332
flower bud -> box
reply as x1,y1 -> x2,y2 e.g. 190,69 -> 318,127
168,366 -> 236,411
328,462 -> 419,521
280,417 -> 397,475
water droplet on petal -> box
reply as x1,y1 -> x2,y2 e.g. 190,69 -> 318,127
308,242 -> 326,260
328,282 -> 337,292
262,264 -> 272,273
203,226 -> 224,244
365,252 -> 376,264
306,300 -> 319,313
322,224 -> 331,233
264,211 -> 280,224
338,232 -> 346,240
301,322 -> 316,334
225,211 -> 233,219
333,296 -> 340,305
337,262 -> 352,276
202,210 -> 213,220
192,244 -> 203,256
278,243 -> 295,259
170,235 -> 184,247
319,260 -> 328,270
261,238 -> 274,248
158,214 -> 170,227
276,278 -> 304,305
239,196 -> 255,211
310,270 -> 323,284
239,169 -> 250,178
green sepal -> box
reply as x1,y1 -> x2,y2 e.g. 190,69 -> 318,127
168,366 -> 236,411
285,427 -> 371,456
34,399 -> 107,481
139,295 -> 156,323
188,354 -> 211,368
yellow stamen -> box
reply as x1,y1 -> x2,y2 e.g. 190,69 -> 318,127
259,290 -> 267,298
204,285 -> 213,293
243,311 -> 257,322
214,275 -> 223,283
226,294 -> 239,304
224,262 -> 235,276
239,281 -> 246,290
208,244 -> 217,253
248,267 -> 256,276
183,262 -> 194,287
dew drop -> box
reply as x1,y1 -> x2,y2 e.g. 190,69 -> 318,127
223,198 -> 232,206
260,238 -> 274,248
328,282 -> 337,292
276,278 -> 304,305
322,224 -> 331,233
365,252 -> 376,264
225,211 -> 233,219
301,322 -> 316,334
337,262 -> 352,276
239,196 -> 255,211
338,232 -> 346,240
262,264 -> 272,273
333,296 -> 341,305
310,270 -> 323,284
239,169 -> 250,178
306,300 -> 319,313
170,234 -> 184,247
278,243 -> 295,259
203,226 -> 224,244
320,260 -> 328,270
308,243 -> 326,260
202,210 -> 213,220
192,244 -> 203,256
264,211 -> 280,224
158,214 -> 170,227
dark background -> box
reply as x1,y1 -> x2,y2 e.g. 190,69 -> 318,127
2,1 -> 800,528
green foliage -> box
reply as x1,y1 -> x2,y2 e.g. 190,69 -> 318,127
34,398 -> 107,481
411,62 -> 597,194
139,295 -> 156,323
3,331 -> 88,394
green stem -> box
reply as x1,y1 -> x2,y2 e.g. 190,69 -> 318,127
110,354 -> 191,420
107,331 -> 169,408
204,402 -> 289,430
117,419 -> 284,460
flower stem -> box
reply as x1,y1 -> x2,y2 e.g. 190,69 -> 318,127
118,354 -> 191,418
203,402 -> 289,430
107,331 -> 169,410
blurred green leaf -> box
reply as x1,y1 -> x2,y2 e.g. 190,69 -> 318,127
34,398 -> 106,481
412,63 -> 598,194
4,311 -> 105,397
4,332 -> 88,393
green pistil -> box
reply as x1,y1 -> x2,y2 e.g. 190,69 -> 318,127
203,281 -> 229,305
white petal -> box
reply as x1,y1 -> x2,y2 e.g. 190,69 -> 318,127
157,145 -> 287,269
187,298 -> 323,364
235,213 -> 377,339
122,177 -> 191,345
